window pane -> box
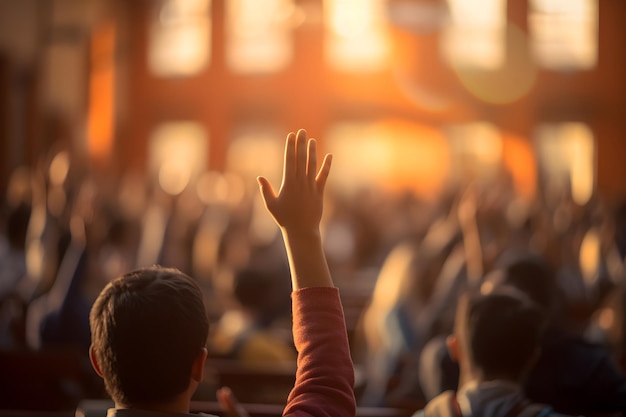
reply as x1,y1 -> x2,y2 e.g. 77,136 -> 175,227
535,122 -> 595,205
529,0 -> 598,70
149,122 -> 209,195
149,0 -> 211,77
325,0 -> 390,72
226,125 -> 283,183
226,125 -> 284,245
442,0 -> 507,70
326,120 -> 449,199
226,0 -> 294,74
446,122 -> 503,182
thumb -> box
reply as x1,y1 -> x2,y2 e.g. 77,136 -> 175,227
257,176 -> 276,207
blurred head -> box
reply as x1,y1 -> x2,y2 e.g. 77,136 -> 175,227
5,203 -> 31,250
233,260 -> 291,324
89,266 -> 209,407
448,289 -> 546,382
485,249 -> 558,315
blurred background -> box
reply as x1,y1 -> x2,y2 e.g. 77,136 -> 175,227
0,0 -> 625,414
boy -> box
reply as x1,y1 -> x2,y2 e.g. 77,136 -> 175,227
415,288 -> 570,417
89,129 -> 356,416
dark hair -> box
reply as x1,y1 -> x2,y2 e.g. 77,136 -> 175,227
89,266 -> 209,405
492,249 -> 557,312
457,290 -> 546,381
233,261 -> 291,321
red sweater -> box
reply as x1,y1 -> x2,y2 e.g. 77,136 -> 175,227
283,287 -> 356,417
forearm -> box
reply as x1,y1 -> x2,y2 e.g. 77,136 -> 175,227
284,287 -> 356,417
460,220 -> 483,285
281,229 -> 333,290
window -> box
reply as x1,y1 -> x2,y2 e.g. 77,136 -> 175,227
149,122 -> 209,195
529,0 -> 598,70
149,0 -> 211,77
325,0 -> 390,72
325,119 -> 449,199
535,122 -> 594,205
226,0 -> 295,74
441,0 -> 507,70
446,122 -> 503,183
226,125 -> 283,184
226,124 -> 284,244
502,134 -> 537,201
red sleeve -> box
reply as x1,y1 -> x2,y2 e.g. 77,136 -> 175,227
283,287 -> 356,417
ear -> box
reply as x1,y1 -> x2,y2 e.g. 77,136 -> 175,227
446,334 -> 461,364
191,347 -> 208,383
89,345 -> 104,378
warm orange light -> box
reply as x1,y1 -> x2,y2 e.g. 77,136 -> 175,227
325,0 -> 390,72
326,119 -> 449,200
149,0 -> 212,77
149,122 -> 209,196
226,126 -> 283,185
535,123 -> 595,205
447,122 -> 503,182
502,134 -> 537,201
529,0 -> 598,70
442,0 -> 507,70
451,25 -> 537,104
87,21 -> 115,163
373,119 -> 449,199
226,0 -> 294,73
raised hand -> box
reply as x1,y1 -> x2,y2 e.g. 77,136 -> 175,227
257,129 -> 332,235
257,129 -> 334,289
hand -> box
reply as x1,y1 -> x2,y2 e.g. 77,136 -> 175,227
457,185 -> 478,228
217,387 -> 250,417
257,129 -> 332,236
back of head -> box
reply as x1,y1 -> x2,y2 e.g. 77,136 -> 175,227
89,266 -> 209,405
490,249 -> 557,313
233,261 -> 291,323
456,289 -> 546,381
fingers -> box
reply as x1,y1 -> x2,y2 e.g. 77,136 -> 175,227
282,132 -> 296,186
281,129 -> 330,192
307,138 -> 317,186
257,176 -> 277,208
296,129 -> 307,179
316,154 -> 332,193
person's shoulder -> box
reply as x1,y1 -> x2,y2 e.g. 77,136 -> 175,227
520,403 -> 581,417
415,391 -> 457,417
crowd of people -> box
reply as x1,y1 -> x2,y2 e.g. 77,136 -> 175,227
0,130 -> 625,416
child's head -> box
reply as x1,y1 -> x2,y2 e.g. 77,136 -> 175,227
89,266 -> 209,406
488,249 -> 558,314
449,289 -> 546,382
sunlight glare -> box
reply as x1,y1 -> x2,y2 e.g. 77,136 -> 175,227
227,0 -> 294,73
149,0 -> 211,77
325,0 -> 390,72
150,122 -> 208,196
529,0 -> 598,70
